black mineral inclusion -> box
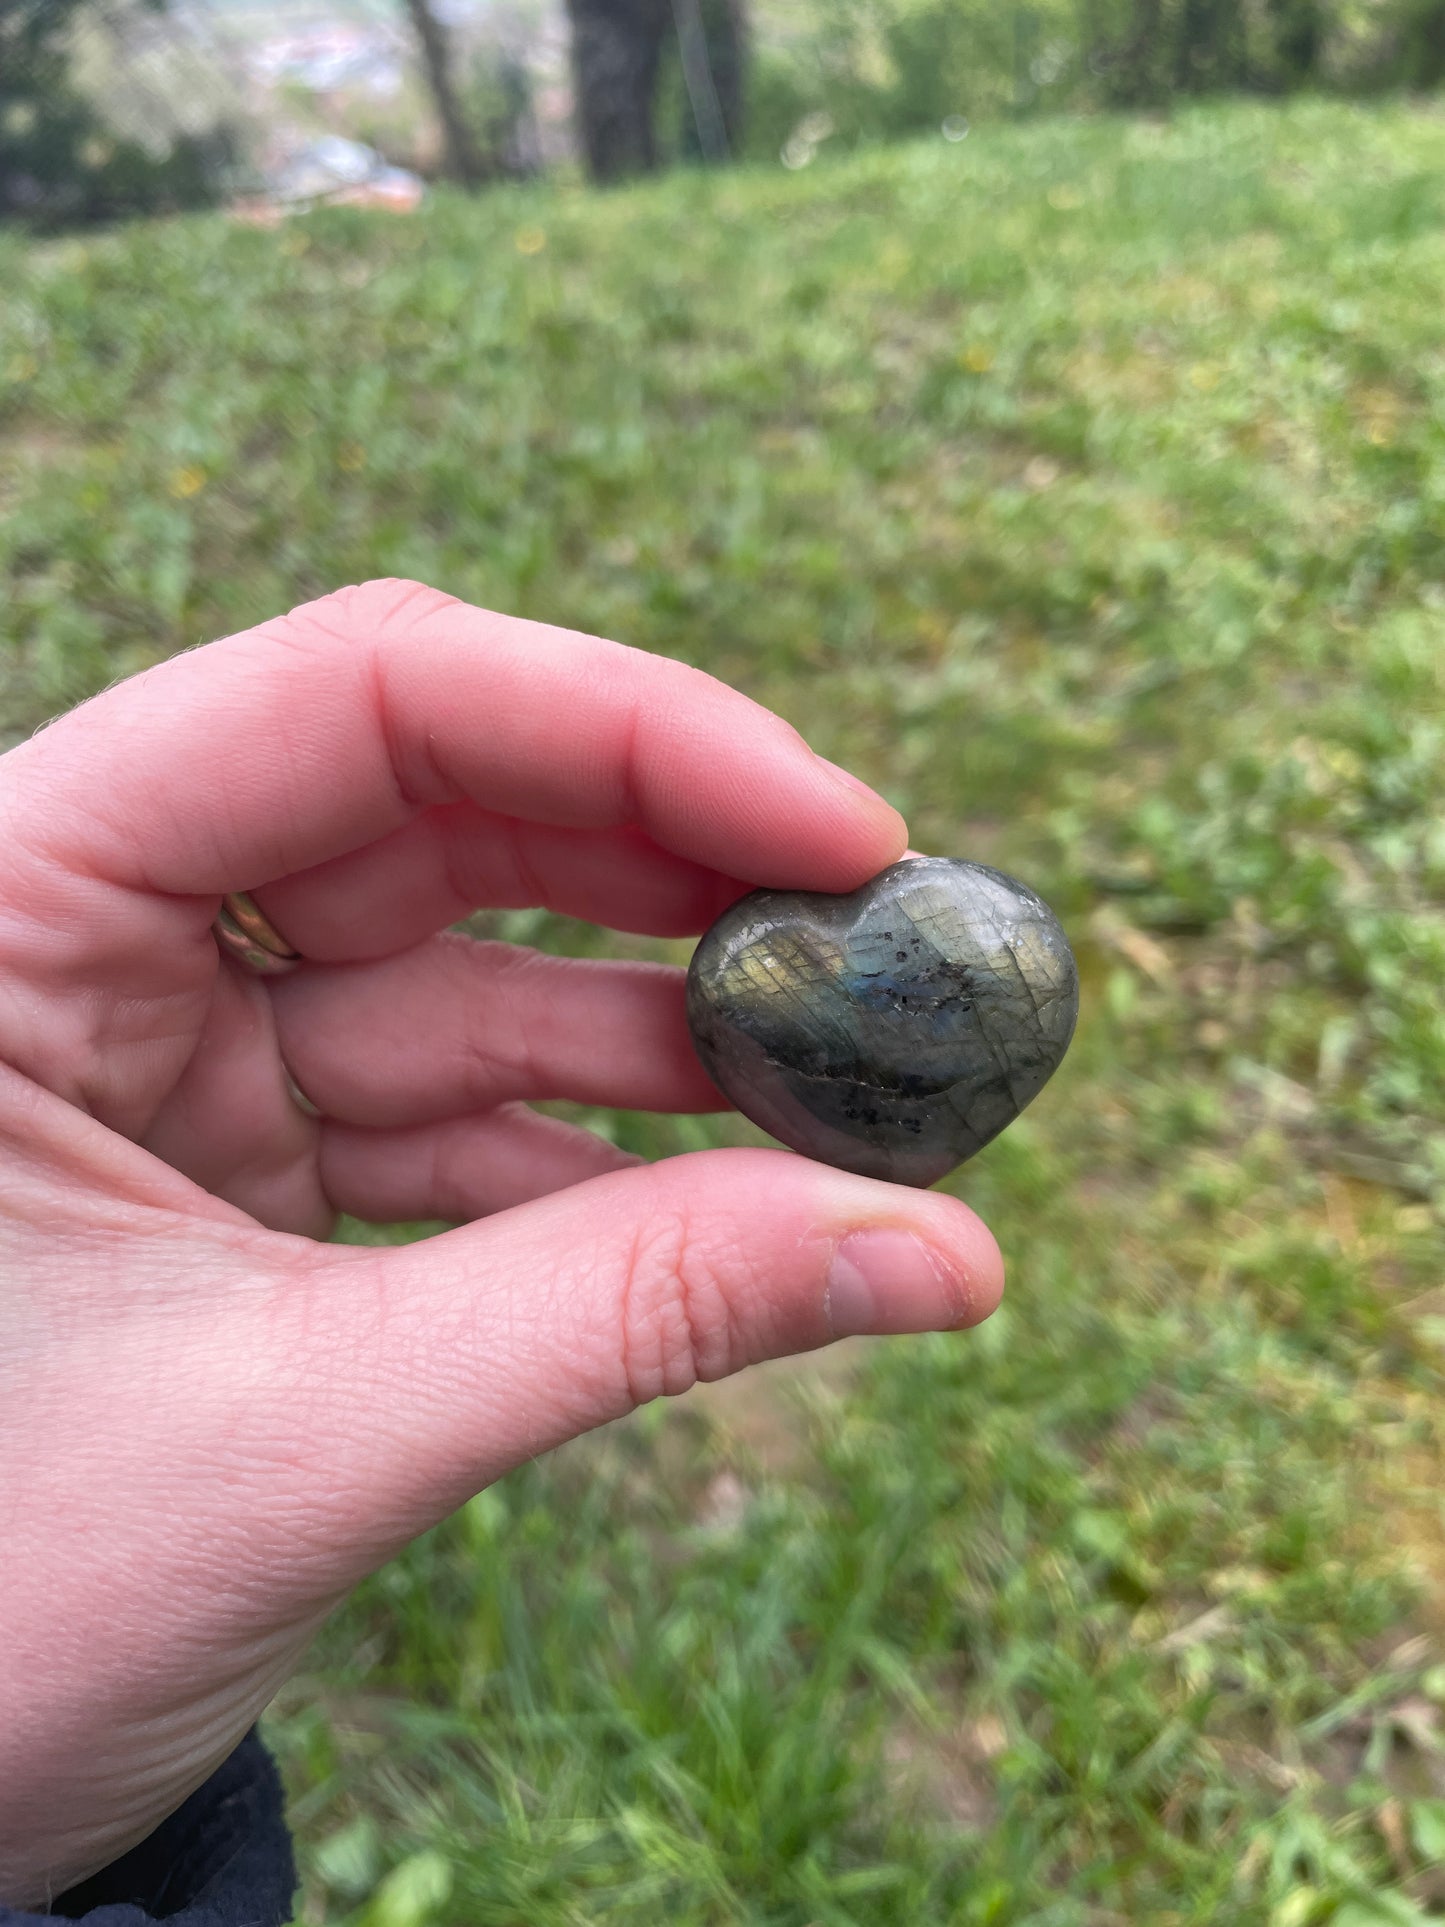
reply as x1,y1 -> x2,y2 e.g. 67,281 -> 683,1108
686,857 -> 1078,1186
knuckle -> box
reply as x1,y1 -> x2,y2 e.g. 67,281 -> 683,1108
326,577 -> 458,637
613,1192 -> 740,1406
484,944 -> 554,1083
423,1119 -> 482,1225
261,580 -> 460,660
449,939 -> 551,1100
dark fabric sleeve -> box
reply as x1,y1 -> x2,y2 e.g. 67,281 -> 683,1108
0,1730 -> 296,1927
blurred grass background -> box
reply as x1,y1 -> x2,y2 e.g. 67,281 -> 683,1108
4,96 -> 1445,1925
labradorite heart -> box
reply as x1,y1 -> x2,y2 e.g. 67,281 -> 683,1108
686,857 -> 1078,1187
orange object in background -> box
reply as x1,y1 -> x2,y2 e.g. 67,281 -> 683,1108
229,137 -> 425,223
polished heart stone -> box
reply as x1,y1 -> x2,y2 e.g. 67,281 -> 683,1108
686,857 -> 1078,1187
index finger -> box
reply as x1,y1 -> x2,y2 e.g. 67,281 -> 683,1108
11,579 -> 906,899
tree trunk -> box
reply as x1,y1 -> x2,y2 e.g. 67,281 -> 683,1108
402,0 -> 486,187
672,0 -> 723,160
702,0 -> 746,152
1114,0 -> 1164,103
1407,0 -> 1445,85
1267,0 -> 1324,81
565,0 -> 670,182
672,0 -> 746,161
1175,0 -> 1246,90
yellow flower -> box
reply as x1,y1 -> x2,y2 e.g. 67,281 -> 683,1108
1188,362 -> 1222,392
959,344 -> 994,374
169,466 -> 206,499
338,441 -> 367,472
515,226 -> 547,256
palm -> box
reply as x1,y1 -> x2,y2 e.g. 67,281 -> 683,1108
1,581 -> 903,1241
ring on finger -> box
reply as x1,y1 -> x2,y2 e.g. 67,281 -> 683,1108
210,895 -> 318,1114
282,1061 -> 323,1120
213,890 -> 303,976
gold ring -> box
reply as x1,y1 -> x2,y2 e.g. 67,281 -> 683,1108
282,1063 -> 323,1120
212,891 -> 302,976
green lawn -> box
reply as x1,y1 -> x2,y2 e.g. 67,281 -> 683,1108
4,96 -> 1445,1926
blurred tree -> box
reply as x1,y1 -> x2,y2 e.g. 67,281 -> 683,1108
1094,0 -> 1326,105
400,0 -> 487,186
1110,0 -> 1167,103
675,0 -> 747,162
1174,0 -> 1248,91
566,0 -> 667,179
0,0 -> 228,225
565,0 -> 747,182
1265,0 -> 1324,82
736,0 -> 1445,154
471,45 -> 542,178
1397,0 -> 1445,84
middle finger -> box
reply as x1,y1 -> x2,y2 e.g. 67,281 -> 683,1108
267,932 -> 725,1128
251,804 -> 749,964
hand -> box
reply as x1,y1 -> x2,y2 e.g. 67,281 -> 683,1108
0,581 -> 1003,1904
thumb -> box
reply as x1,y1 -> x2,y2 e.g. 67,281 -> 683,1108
287,1147 -> 1004,1581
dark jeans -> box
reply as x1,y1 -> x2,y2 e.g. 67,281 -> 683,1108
0,1733 -> 294,1927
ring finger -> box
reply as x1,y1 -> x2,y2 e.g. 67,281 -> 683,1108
266,931 -> 725,1129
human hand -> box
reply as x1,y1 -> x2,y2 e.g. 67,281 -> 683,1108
0,581 -> 1003,1904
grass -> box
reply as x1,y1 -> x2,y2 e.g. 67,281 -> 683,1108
4,95 -> 1445,1926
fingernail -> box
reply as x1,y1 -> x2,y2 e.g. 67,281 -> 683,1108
825,1228 -> 966,1338
816,755 -> 886,802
